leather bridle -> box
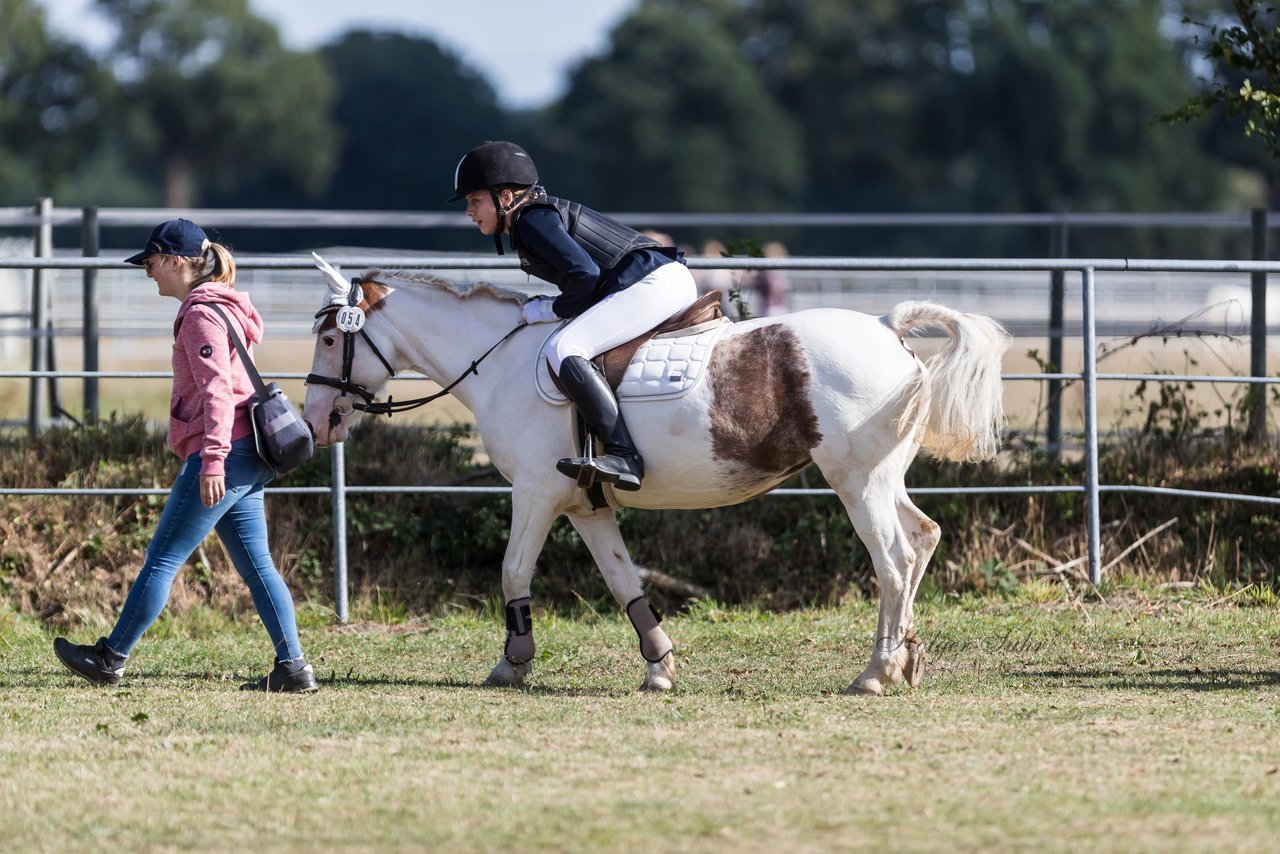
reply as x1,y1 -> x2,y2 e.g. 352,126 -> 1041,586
304,277 -> 525,422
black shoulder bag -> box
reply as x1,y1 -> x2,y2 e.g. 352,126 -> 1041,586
205,303 -> 314,476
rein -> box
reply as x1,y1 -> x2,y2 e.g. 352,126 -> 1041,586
305,282 -> 526,418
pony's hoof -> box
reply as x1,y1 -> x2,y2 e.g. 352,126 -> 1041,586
640,653 -> 676,692
483,657 -> 530,688
903,643 -> 927,689
843,679 -> 884,697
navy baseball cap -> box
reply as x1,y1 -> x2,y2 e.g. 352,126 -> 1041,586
124,219 -> 208,265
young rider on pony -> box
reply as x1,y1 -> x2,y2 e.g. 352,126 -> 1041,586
450,140 -> 698,491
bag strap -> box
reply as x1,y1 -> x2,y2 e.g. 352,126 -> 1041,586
202,303 -> 272,404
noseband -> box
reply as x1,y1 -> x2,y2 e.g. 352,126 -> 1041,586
305,277 -> 526,420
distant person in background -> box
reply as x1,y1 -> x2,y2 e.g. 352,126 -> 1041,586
53,219 -> 318,694
751,241 -> 792,317
640,229 -> 675,248
694,239 -> 735,315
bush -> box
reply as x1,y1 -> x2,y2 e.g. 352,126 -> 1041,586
2,413 -> 1278,626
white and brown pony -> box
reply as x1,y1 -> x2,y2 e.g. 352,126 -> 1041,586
303,257 -> 1008,695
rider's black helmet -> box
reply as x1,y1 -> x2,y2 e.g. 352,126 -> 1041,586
448,141 -> 539,202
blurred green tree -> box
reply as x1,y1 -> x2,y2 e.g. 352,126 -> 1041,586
672,0 -> 1227,216
94,0 -> 337,207
952,0 -> 1225,214
207,30 -> 514,250
1164,1 -> 1280,204
318,31 -> 514,210
0,0 -> 112,203
665,0 -> 962,211
538,1 -> 803,212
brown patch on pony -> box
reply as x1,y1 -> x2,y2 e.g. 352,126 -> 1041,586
317,279 -> 392,332
707,325 -> 823,473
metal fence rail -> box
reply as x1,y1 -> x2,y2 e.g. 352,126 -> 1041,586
0,205 -> 1272,231
1,253 -> 1275,620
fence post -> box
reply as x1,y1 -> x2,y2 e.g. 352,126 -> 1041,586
1249,207 -> 1268,442
82,206 -> 100,423
331,444 -> 349,623
1047,213 -> 1068,456
27,198 -> 52,436
1081,266 -> 1102,585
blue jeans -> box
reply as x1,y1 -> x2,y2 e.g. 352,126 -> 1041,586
108,437 -> 304,662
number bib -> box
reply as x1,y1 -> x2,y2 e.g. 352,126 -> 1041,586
335,305 -> 366,333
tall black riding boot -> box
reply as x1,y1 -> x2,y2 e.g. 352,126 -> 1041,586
555,355 -> 645,491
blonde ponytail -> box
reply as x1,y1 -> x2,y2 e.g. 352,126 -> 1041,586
185,240 -> 237,287
206,241 -> 237,285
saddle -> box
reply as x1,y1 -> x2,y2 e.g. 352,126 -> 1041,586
547,291 -> 725,396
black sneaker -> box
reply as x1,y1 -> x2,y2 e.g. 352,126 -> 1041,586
54,637 -> 126,686
240,658 -> 319,694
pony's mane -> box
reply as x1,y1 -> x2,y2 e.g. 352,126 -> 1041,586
363,268 -> 527,305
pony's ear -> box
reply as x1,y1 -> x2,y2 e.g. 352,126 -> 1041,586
313,252 -> 349,302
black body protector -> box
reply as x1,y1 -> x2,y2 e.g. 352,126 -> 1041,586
508,196 -> 662,281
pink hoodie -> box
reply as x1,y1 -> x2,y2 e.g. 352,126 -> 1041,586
169,282 -> 264,477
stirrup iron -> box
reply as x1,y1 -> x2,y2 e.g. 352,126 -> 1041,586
574,433 -> 598,487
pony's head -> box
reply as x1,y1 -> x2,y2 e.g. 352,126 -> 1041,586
303,253 -> 399,445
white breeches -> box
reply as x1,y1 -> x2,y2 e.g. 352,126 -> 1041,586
543,262 -> 699,372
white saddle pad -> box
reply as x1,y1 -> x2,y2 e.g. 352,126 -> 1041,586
536,317 -> 732,405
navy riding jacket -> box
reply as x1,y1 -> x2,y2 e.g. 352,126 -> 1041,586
511,206 -> 684,318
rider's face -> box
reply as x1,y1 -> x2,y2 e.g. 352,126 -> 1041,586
465,190 -> 500,235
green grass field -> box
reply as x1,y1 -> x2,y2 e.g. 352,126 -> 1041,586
3,591 -> 1279,852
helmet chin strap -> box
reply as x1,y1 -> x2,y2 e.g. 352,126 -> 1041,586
492,186 -> 535,256
489,189 -> 505,255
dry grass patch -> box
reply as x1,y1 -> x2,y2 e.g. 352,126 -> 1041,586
2,594 -> 1279,851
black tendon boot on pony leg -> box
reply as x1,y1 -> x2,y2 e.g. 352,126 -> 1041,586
485,597 -> 535,687
627,597 -> 676,692
555,355 -> 644,491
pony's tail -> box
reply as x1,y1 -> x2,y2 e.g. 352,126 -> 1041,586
888,301 -> 1009,462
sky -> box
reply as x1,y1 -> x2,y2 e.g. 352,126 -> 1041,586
39,0 -> 641,108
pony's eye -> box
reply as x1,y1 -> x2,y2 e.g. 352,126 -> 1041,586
322,336 -> 336,347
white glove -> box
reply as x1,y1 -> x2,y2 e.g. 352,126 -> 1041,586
522,297 -> 559,324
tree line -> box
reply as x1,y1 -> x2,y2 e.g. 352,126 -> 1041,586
0,0 -> 1273,255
